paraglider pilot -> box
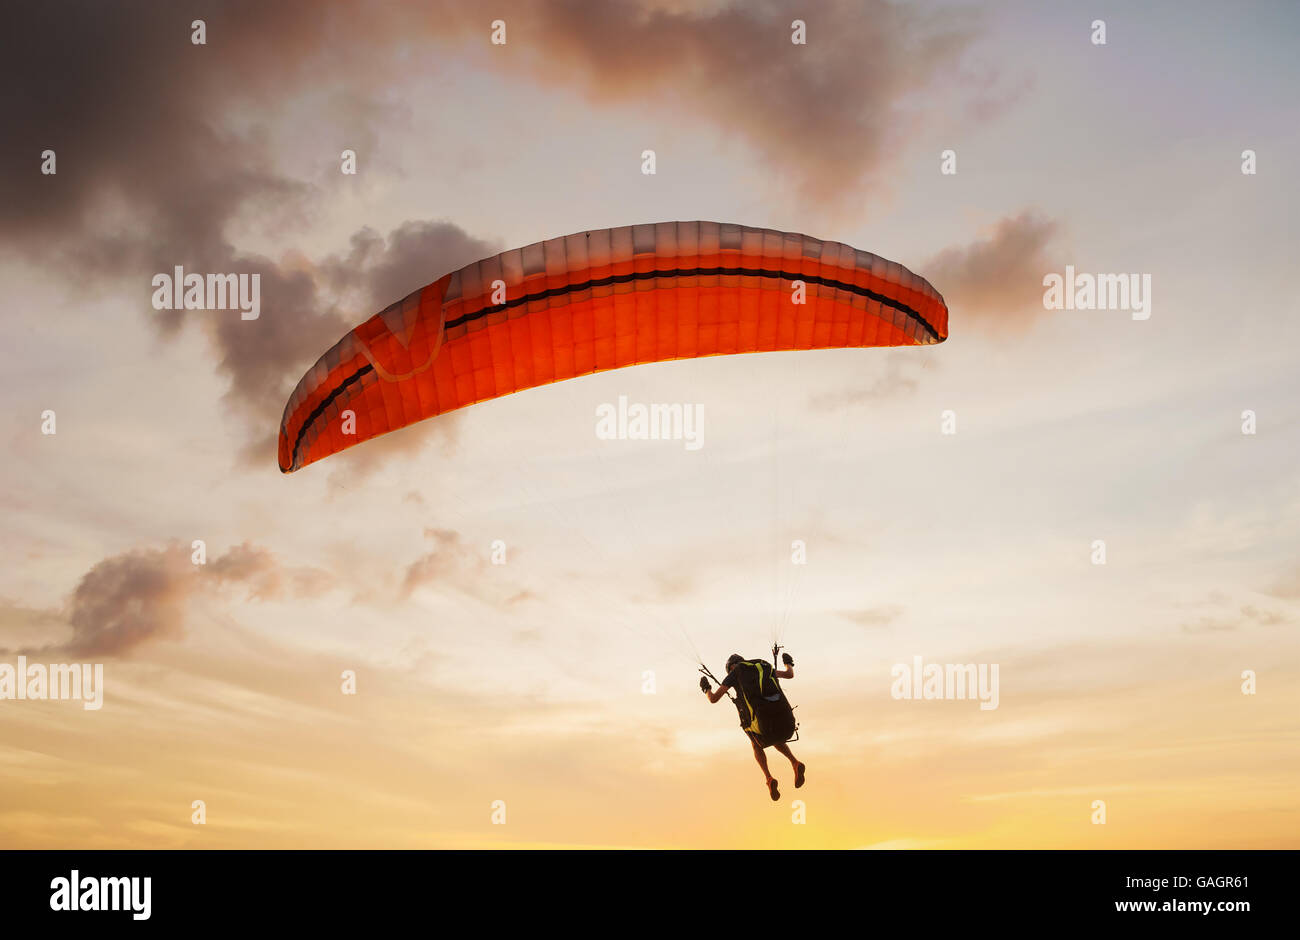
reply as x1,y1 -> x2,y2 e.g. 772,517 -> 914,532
701,651 -> 805,801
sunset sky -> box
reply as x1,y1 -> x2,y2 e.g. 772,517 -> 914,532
2,0 -> 1297,849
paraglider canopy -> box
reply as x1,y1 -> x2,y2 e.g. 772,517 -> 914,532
279,221 -> 947,473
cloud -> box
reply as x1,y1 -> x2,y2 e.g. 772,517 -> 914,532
206,541 -> 334,601
52,3 -> 970,226
215,221 -> 494,470
396,530 -> 552,616
0,601 -> 65,652
318,221 -> 502,314
808,350 -> 930,411
0,1 -> 989,472
2,1 -> 982,263
840,605 -> 903,628
1239,605 -> 1286,626
60,545 -> 197,657
1265,568 -> 1300,599
402,528 -> 485,596
1180,603 -> 1288,634
1179,617 -> 1238,635
648,568 -> 697,601
489,0 -> 982,203
810,211 -> 1060,410
1,542 -> 331,658
0,3 -> 494,470
923,211 -> 1061,331
2,2 -> 343,273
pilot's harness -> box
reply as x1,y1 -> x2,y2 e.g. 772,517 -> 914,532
699,644 -> 799,743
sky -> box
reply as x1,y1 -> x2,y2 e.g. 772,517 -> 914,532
1,0 -> 1297,849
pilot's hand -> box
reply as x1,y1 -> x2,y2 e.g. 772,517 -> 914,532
782,653 -> 794,666
699,677 -> 712,693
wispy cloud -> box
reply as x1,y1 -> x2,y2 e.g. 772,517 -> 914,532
840,605 -> 904,628
808,351 -> 930,411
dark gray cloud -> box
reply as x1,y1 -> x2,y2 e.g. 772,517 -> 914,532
2,1 -> 992,470
2,2 -> 332,273
3,0 -> 980,268
318,221 -> 502,314
0,3 -> 493,468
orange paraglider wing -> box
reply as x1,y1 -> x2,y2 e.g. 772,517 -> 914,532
278,221 -> 947,473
